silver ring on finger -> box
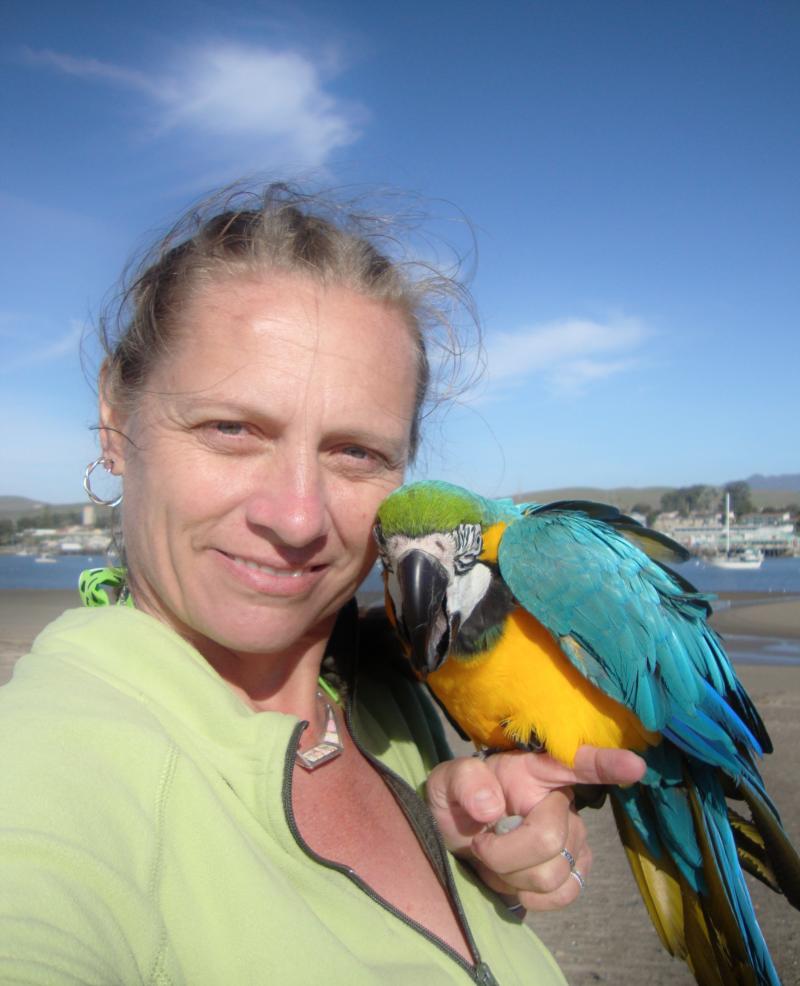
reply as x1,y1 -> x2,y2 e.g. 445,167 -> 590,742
559,847 -> 576,870
570,868 -> 586,893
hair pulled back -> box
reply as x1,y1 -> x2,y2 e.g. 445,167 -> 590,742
99,182 -> 478,458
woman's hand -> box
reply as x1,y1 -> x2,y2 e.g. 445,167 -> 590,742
425,746 -> 646,912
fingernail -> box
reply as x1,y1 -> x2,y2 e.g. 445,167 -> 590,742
472,788 -> 502,817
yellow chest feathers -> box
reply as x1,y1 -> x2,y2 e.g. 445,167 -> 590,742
427,608 -> 658,766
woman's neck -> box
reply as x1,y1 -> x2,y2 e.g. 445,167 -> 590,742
130,583 -> 335,720
193,631 -> 332,718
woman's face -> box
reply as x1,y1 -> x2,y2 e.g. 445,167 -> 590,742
103,273 -> 417,666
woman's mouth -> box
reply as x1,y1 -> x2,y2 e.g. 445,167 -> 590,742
214,550 -> 328,593
230,554 -> 313,578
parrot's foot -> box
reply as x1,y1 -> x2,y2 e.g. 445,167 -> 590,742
472,746 -> 509,760
517,736 -> 545,753
497,717 -> 546,754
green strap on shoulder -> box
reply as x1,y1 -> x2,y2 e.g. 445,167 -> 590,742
77,565 -> 339,702
78,567 -> 133,608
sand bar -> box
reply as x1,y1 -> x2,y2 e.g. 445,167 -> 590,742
711,593 -> 800,640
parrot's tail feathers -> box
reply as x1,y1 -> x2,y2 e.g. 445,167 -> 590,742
611,797 -> 727,986
738,776 -> 800,910
614,771 -> 784,986
687,774 -> 781,986
728,806 -> 782,894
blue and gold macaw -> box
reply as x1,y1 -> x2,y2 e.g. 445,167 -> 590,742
374,480 -> 800,986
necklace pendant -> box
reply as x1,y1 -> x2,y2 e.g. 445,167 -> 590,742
295,740 -> 343,770
295,696 -> 344,771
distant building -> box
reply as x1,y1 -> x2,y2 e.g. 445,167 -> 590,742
82,505 -> 96,527
655,511 -> 797,556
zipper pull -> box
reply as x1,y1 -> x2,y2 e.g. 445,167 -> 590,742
473,961 -> 500,985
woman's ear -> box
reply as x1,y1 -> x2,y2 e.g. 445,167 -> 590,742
98,362 -> 129,476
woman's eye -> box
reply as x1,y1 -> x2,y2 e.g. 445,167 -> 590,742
339,445 -> 381,464
197,421 -> 255,448
213,421 -> 245,436
333,444 -> 393,475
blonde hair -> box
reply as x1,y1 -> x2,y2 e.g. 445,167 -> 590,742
99,182 -> 477,458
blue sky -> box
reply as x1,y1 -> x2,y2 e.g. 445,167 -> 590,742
2,0 -> 798,503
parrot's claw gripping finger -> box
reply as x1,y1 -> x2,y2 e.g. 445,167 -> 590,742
473,746 -> 507,761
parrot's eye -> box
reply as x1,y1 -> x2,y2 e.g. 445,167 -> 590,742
453,523 -> 482,574
373,523 -> 392,571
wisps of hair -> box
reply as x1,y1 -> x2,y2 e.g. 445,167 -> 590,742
94,180 -> 483,459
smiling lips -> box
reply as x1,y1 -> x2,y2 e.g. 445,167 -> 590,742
217,549 -> 328,589
230,553 -> 319,578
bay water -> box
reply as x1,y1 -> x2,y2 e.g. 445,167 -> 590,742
2,553 -> 799,665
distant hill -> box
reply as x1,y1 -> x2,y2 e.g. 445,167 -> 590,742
744,473 -> 800,492
747,490 -> 800,510
3,472 -> 798,522
0,497 -> 111,522
512,485 -> 800,513
513,486 -> 671,512
0,496 -> 48,519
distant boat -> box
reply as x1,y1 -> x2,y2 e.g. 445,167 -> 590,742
34,553 -> 57,564
708,547 -> 764,570
708,493 -> 763,570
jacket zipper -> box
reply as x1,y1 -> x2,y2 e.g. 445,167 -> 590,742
281,718 -> 500,986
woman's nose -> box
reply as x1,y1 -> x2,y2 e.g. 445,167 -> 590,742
244,451 -> 329,548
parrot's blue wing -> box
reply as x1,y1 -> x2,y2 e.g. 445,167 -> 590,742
497,504 -> 800,985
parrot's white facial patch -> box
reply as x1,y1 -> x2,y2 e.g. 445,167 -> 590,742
381,530 -> 492,627
447,561 -> 491,627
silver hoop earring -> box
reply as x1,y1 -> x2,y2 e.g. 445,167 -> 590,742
83,456 -> 123,507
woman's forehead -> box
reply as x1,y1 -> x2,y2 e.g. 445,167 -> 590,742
178,272 -> 414,357
146,272 -> 418,422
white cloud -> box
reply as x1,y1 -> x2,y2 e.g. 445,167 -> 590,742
24,41 -> 364,169
0,318 -> 86,373
482,316 -> 650,398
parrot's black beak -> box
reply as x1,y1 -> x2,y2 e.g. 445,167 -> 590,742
396,550 -> 452,676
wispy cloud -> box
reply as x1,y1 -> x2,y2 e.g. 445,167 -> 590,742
482,315 -> 650,398
24,48 -> 160,95
0,318 -> 85,373
24,40 -> 364,169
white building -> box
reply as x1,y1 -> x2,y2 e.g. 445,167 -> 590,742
655,511 -> 798,556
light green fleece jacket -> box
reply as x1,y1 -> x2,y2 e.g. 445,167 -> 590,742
0,605 -> 566,986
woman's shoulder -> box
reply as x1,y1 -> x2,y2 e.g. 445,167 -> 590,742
0,607 -> 184,796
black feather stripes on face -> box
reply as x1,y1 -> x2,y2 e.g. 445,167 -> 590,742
451,566 -> 516,657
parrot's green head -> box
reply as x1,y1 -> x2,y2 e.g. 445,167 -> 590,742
374,481 -> 496,675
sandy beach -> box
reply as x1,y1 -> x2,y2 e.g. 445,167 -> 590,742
1,589 -> 799,984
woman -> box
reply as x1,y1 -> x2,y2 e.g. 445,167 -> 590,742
0,185 -> 643,984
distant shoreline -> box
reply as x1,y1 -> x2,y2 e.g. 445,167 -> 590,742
1,590 -> 797,681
